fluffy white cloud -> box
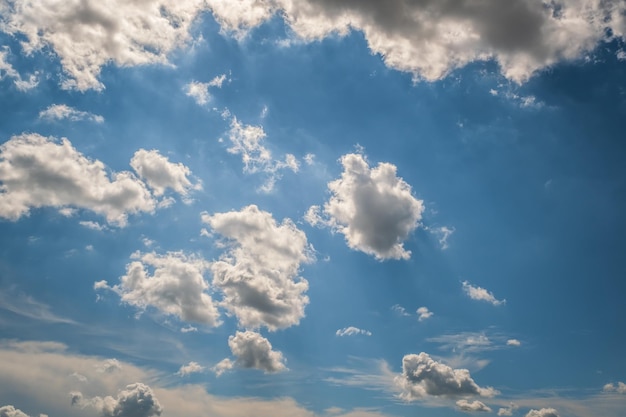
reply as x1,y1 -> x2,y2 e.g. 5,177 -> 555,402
184,74 -> 228,106
72,383 -> 163,417
498,403 -> 519,416
462,281 -> 506,306
395,352 -> 498,400
525,408 -> 560,417
0,49 -> 38,91
225,118 -> 299,192
429,226 -> 455,250
336,327 -> 372,337
211,358 -> 234,377
0,0 -> 207,91
38,104 -> 103,123
206,0 -> 626,83
0,134 -> 155,226
603,382 -> 626,393
416,307 -> 433,321
224,331 -> 287,373
95,251 -> 220,327
307,153 -> 423,260
456,400 -> 492,413
203,205 -> 312,331
130,149 -> 198,197
0,406 -> 31,417
506,339 -> 521,347
177,362 -> 204,377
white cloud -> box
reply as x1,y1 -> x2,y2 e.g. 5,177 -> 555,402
211,358 -> 234,377
427,332 -> 494,354
0,134 -> 167,226
225,118 -> 299,192
206,0 -> 626,83
130,149 -> 199,197
456,400 -> 492,413
303,153 -> 315,165
603,382 -> 626,394
395,352 -> 498,400
180,325 -> 197,333
416,307 -> 433,322
307,153 -> 424,260
391,304 -> 410,317
0,290 -> 76,325
1,0 -> 207,91
498,403 -> 519,416
96,359 -> 122,374
79,221 -> 107,231
506,339 -> 521,347
177,362 -> 204,377
429,226 -> 455,250
0,405 -> 31,417
0,49 -> 38,91
72,383 -> 163,417
462,281 -> 506,306
223,331 -> 287,373
525,408 -> 560,417
184,81 -> 212,106
336,327 -> 372,337
38,104 -> 103,123
95,251 -> 221,327
203,205 -> 312,331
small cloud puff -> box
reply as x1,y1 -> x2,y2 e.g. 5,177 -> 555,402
336,327 -> 372,337
456,399 -> 492,413
416,307 -> 433,321
462,281 -> 506,306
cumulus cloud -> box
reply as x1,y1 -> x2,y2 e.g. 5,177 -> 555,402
456,400 -> 492,413
506,339 -> 521,347
96,359 -> 122,373
395,352 -> 497,400
38,104 -> 103,123
225,118 -> 299,192
211,358 -> 234,377
498,403 -> 519,416
336,327 -> 372,337
72,383 -> 163,417
177,362 -> 204,377
203,205 -> 312,331
462,281 -> 506,306
603,382 -> 626,393
206,0 -> 626,83
525,408 -> 559,417
416,307 -> 433,321
0,405 -> 31,417
307,153 -> 423,260
222,331 -> 287,373
1,0 -> 207,91
0,49 -> 38,91
0,134 -> 157,226
95,251 -> 220,327
130,149 -> 199,197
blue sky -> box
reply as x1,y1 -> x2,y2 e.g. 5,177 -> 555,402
0,2 -> 625,417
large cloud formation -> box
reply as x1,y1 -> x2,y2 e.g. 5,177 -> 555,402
72,383 -> 163,417
307,153 -> 423,260
203,205 -> 313,331
95,251 -> 220,327
395,352 -> 497,400
0,134 -> 195,226
0,406 -> 31,417
0,0 -> 206,91
207,0 -> 626,83
216,331 -> 287,374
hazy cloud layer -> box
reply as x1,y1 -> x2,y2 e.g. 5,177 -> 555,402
603,382 -> 626,393
307,153 -> 423,260
395,352 -> 497,400
0,0 -> 207,91
203,205 -> 312,331
462,281 -> 506,306
456,399 -> 492,413
207,0 -> 626,83
224,331 -> 287,373
498,403 -> 519,416
96,251 -> 220,327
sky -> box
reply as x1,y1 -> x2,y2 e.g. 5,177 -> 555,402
0,1 -> 625,417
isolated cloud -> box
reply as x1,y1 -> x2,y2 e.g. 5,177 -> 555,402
506,339 -> 521,347
456,400 -> 492,413
0,134 -> 155,226
498,403 -> 519,416
336,327 -> 372,337
307,153 -> 423,260
0,0 -> 207,91
395,352 -> 497,400
38,104 -> 103,123
225,118 -> 299,192
207,0 -> 626,83
462,281 -> 506,306
177,362 -> 204,377
525,408 -> 559,417
184,74 -> 228,106
0,406 -> 30,417
225,331 -> 287,373
96,251 -> 220,327
603,382 -> 626,393
391,304 -> 410,316
416,307 -> 433,321
429,226 -> 455,250
130,149 -> 198,197
73,383 -> 163,417
203,205 -> 312,331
